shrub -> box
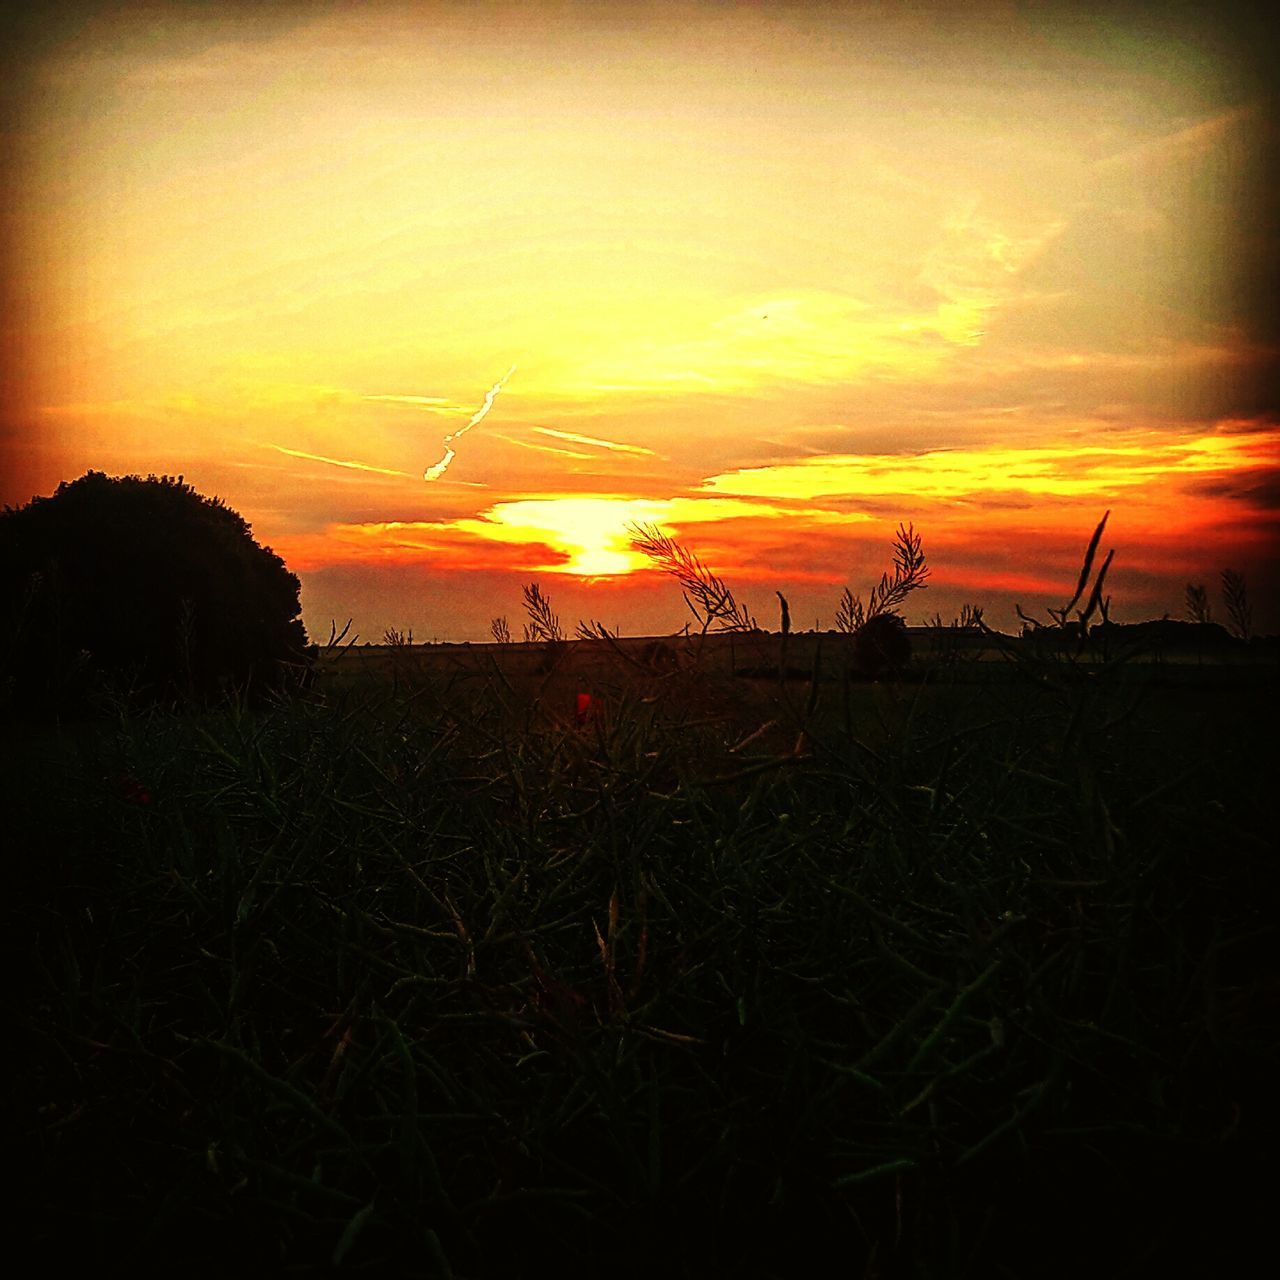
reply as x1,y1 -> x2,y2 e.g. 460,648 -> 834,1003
853,611 -> 912,675
0,471 -> 308,712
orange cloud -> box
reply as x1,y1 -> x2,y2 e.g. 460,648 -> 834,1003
273,493 -> 870,579
702,427 -> 1280,504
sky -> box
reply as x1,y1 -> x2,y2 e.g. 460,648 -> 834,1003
2,0 -> 1277,641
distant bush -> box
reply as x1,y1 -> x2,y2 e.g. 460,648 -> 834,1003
638,638 -> 680,674
853,611 -> 912,676
1,471 -> 309,713
1091,619 -> 1240,653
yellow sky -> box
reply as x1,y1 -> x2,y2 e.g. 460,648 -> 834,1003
2,1 -> 1276,638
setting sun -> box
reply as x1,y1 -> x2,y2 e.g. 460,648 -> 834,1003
6,9 -> 1275,1267
2,1 -> 1274,638
458,497 -> 658,577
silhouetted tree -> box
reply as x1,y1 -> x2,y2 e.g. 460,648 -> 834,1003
1,471 -> 308,713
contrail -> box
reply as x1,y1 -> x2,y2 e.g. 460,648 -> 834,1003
265,443 -> 413,478
364,394 -> 462,411
424,365 -> 516,482
531,426 -> 655,456
493,432 -> 593,460
423,447 -> 457,483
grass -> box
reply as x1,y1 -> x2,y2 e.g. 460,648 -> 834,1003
5,631 -> 1277,1276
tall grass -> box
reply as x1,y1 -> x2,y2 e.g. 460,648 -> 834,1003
6,529 -> 1275,1275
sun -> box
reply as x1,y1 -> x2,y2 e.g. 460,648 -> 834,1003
463,497 -> 667,577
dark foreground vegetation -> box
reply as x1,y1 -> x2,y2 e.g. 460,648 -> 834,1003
1,472 -> 308,714
6,634 -> 1276,1276
5,488 -> 1276,1274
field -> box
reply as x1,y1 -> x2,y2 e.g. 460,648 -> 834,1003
6,632 -> 1277,1276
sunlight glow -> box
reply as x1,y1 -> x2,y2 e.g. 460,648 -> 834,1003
455,498 -> 659,575
6,4 -> 1274,637
276,494 -> 869,577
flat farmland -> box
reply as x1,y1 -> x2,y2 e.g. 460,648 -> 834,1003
9,627 -> 1277,1275
317,630 -> 1277,749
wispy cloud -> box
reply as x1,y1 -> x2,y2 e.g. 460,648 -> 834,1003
492,433 -> 594,460
264,443 -> 413,478
1095,104 -> 1256,175
530,426 -> 656,456
363,395 -> 468,413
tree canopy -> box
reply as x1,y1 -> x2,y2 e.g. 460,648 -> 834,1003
1,471 -> 309,712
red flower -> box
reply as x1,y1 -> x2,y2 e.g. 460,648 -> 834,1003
574,692 -> 592,727
115,773 -> 153,806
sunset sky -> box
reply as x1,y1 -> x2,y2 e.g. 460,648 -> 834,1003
3,1 -> 1276,640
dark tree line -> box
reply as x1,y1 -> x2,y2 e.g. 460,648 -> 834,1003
1,471 -> 309,714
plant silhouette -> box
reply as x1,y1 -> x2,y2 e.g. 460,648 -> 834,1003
1,471 -> 308,712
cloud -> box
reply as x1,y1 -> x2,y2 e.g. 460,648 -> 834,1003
363,395 -> 469,413
423,366 -> 516,482
905,202 -> 1068,347
537,282 -> 1019,402
530,426 -> 655,456
264,443 -> 414,479
1184,469 -> 1280,509
272,492 -> 869,579
492,433 -> 594,460
1094,105 -> 1257,176
702,428 -> 1280,504
465,493 -> 852,577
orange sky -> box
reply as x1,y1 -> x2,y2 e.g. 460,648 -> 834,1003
3,1 -> 1276,639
